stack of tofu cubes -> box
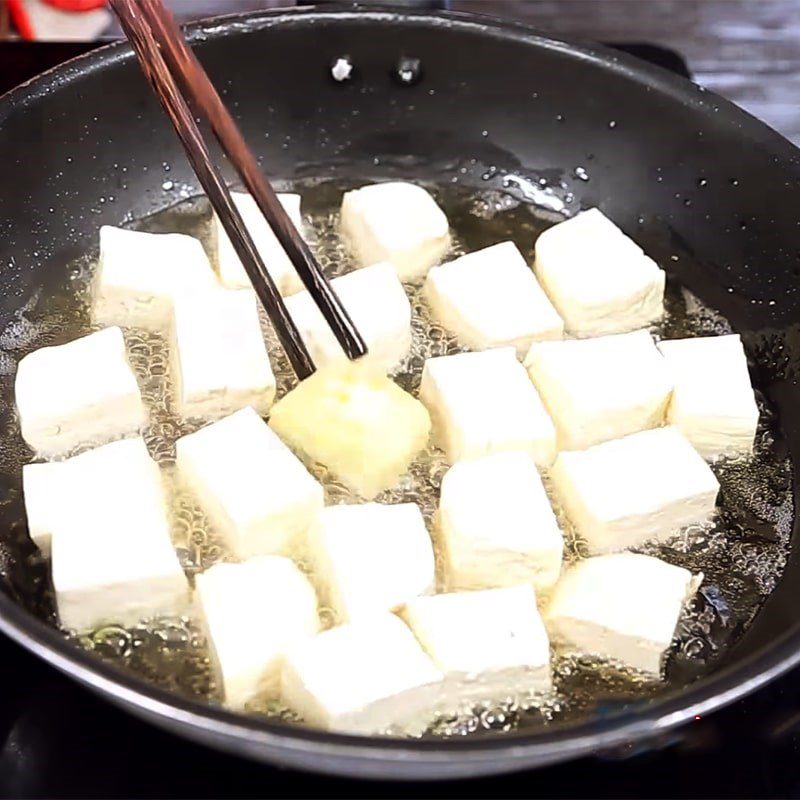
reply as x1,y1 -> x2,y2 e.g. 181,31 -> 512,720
15,181 -> 760,737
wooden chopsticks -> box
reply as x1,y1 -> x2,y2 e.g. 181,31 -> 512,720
109,0 -> 368,380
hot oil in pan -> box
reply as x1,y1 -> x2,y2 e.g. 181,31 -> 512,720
0,180 -> 793,736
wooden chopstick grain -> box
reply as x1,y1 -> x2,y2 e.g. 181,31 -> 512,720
114,0 -> 367,371
142,0 -> 367,364
109,0 -> 315,379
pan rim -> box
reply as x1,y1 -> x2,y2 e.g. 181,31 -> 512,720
1,3 -> 799,773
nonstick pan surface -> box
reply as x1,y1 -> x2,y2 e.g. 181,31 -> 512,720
1,6 -> 800,780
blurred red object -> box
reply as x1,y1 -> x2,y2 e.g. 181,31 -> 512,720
41,0 -> 107,9
6,0 -> 35,39
4,0 -> 108,41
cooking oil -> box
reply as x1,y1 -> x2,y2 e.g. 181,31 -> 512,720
0,180 -> 792,736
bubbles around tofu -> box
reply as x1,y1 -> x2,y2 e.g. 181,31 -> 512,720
0,179 -> 793,736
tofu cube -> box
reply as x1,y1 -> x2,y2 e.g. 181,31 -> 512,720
15,327 -> 146,458
438,452 -> 563,594
171,289 -> 276,420
550,426 -> 720,554
419,347 -> 556,467
281,612 -> 443,735
176,407 -> 324,559
546,552 -> 702,675
53,527 -> 190,633
23,460 -> 66,556
50,439 -> 190,632
658,334 -> 759,458
340,182 -> 451,280
213,192 -> 304,294
424,241 -> 563,356
269,366 -> 431,500
95,226 -> 218,330
284,262 -> 412,375
23,436 -> 161,556
525,330 -> 673,451
307,502 -> 435,624
403,584 -> 551,707
196,556 -> 319,710
534,209 -> 666,337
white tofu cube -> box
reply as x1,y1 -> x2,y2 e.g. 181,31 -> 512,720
419,348 -> 556,466
281,612 -> 443,735
438,452 -> 563,594
170,289 -> 276,420
53,527 -> 190,633
22,460 -> 66,556
196,556 -> 319,710
534,209 -> 666,337
307,502 -> 435,624
213,192 -> 304,294
550,426 -> 720,554
285,262 -> 412,375
658,334 -> 759,458
546,552 -> 702,675
340,182 -> 451,280
525,330 -> 673,451
23,436 -> 161,556
95,226 -> 218,330
15,327 -> 146,458
50,439 -> 190,632
176,407 -> 324,559
269,366 -> 431,500
403,584 -> 551,707
424,241 -> 563,356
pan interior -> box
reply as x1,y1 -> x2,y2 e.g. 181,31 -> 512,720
0,171 -> 792,739
0,8 -> 800,756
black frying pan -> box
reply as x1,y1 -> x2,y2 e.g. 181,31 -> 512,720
1,5 -> 800,781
